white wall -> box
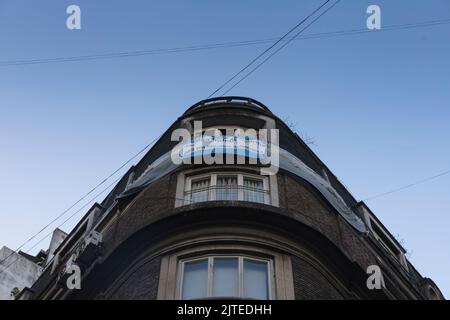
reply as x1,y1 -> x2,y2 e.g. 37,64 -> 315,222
0,246 -> 42,300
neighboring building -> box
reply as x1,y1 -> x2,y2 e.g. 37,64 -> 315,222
18,97 -> 444,300
0,228 -> 67,300
0,246 -> 44,300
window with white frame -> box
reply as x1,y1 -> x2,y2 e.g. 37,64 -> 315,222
184,172 -> 269,205
190,178 -> 211,203
180,255 -> 272,300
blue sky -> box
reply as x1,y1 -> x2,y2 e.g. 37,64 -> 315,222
0,0 -> 449,297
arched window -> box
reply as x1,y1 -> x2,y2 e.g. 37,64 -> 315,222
180,255 -> 272,300
157,241 -> 295,300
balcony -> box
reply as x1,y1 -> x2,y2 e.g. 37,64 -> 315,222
184,185 -> 269,205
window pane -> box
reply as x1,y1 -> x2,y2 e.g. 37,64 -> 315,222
243,259 -> 269,299
212,258 -> 239,297
182,259 -> 208,299
190,178 -> 210,203
243,178 -> 265,204
216,176 -> 238,201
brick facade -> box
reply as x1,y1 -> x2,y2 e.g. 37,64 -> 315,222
107,257 -> 161,300
291,256 -> 344,300
23,97 -> 443,300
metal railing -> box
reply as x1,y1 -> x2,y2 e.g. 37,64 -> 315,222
184,96 -> 272,115
184,185 -> 268,204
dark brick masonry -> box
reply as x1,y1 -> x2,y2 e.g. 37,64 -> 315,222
291,256 -> 344,300
108,257 -> 161,300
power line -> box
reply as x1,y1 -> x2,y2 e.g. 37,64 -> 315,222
0,1 -> 338,276
0,0 -> 339,273
0,176 -> 122,274
1,17 -> 448,67
206,0 -> 333,98
221,0 -> 342,96
6,164 -> 447,273
0,185 -> 223,274
363,170 -> 450,202
1,7 -> 449,276
0,134 -> 161,269
0,40 -> 270,66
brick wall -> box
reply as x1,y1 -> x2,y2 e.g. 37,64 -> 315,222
103,174 -> 176,258
108,256 -> 161,300
279,174 -> 343,249
291,256 -> 344,300
90,170 -> 421,300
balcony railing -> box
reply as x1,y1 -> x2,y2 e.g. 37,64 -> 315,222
184,185 -> 269,205
184,97 -> 272,115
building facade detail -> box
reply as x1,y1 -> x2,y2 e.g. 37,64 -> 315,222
13,97 -> 444,300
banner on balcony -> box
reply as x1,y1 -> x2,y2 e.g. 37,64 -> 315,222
178,135 -> 267,160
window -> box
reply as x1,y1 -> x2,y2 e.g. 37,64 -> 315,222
216,176 -> 238,201
190,178 -> 210,203
158,244 -> 293,300
184,173 -> 269,205
181,259 -> 208,299
369,217 -> 409,270
243,178 -> 265,203
212,258 -> 239,297
180,256 -> 271,300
